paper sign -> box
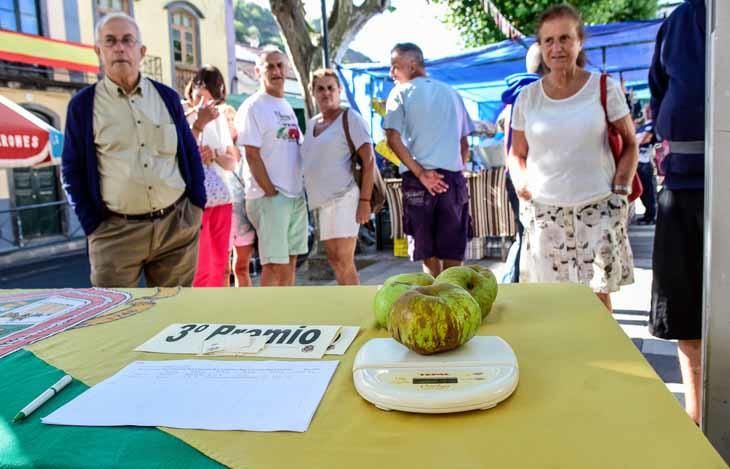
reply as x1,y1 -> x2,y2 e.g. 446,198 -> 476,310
135,324 -> 358,359
326,326 -> 360,355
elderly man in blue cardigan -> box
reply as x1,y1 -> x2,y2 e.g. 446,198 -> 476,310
62,12 -> 212,287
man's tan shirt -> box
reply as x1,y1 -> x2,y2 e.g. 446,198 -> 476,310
94,74 -> 186,215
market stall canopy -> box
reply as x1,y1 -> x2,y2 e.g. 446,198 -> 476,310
0,95 -> 63,168
0,29 -> 99,74
340,20 -> 662,126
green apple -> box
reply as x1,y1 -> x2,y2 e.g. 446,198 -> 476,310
435,265 -> 498,319
466,264 -> 498,285
467,265 -> 499,315
373,272 -> 435,328
388,283 -> 481,355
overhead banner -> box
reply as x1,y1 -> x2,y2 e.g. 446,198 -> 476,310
0,29 -> 99,74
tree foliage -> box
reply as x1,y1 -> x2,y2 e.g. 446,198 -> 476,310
269,0 -> 390,117
431,0 -> 658,47
234,1 -> 373,63
234,1 -> 284,48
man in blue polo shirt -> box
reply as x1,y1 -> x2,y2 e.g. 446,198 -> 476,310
384,43 -> 474,277
61,13 -> 208,287
648,0 -> 705,424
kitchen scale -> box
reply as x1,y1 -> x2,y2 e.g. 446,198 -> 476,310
352,336 -> 518,414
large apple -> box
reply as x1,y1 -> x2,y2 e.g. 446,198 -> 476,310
466,265 -> 499,316
435,265 -> 498,319
388,283 -> 481,355
373,272 -> 435,328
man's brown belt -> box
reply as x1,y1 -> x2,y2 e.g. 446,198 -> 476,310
106,194 -> 186,221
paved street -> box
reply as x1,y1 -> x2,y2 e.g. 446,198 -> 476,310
0,222 -> 682,406
0,248 -> 91,288
612,225 -> 684,406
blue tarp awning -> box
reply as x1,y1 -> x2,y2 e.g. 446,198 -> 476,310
340,19 -> 662,128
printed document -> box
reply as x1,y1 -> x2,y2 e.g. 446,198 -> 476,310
42,360 -> 339,432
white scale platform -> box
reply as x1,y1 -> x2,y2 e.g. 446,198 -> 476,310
353,336 -> 519,414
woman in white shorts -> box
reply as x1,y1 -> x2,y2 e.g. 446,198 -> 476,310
301,69 -> 375,285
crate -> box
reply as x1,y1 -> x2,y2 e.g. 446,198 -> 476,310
376,208 -> 393,251
485,236 -> 514,261
465,237 -> 486,260
393,237 -> 409,257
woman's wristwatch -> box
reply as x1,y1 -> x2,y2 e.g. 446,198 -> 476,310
612,184 -> 630,195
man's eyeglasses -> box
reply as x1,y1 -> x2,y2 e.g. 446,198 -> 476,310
101,36 -> 139,48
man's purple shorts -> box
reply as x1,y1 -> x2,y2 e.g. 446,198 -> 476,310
401,169 -> 471,262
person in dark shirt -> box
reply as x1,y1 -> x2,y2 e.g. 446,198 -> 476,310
648,0 -> 705,424
499,43 -> 543,284
635,104 -> 657,224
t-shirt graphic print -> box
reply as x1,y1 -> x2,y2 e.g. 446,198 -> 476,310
235,92 -> 304,199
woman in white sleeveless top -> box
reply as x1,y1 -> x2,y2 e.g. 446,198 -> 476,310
300,69 -> 375,285
508,5 -> 639,311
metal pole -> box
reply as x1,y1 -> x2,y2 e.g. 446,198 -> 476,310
320,0 -> 330,67
15,212 -> 24,248
704,0 -> 730,462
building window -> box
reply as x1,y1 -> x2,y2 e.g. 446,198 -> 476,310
95,0 -> 130,18
0,0 -> 41,35
166,2 -> 203,94
171,11 -> 197,67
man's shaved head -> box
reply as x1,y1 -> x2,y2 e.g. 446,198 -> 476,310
389,42 -> 426,84
391,43 -> 424,68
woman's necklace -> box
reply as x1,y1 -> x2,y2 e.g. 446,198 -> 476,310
544,70 -> 588,98
320,108 -> 342,125
314,108 -> 342,136
546,73 -> 575,90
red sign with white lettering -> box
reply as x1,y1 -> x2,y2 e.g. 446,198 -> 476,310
0,100 -> 49,161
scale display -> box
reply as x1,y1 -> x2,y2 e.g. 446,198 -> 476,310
412,377 -> 457,384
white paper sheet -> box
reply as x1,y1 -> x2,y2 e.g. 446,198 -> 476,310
42,360 -> 339,432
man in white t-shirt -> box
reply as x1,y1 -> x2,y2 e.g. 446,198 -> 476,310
235,48 -> 307,286
384,42 -> 475,277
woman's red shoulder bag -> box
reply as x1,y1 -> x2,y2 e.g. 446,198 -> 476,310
600,73 -> 642,202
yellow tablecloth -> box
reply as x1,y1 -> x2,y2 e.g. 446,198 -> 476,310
26,284 -> 726,469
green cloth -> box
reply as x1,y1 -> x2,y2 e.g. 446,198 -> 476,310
0,350 -> 224,469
